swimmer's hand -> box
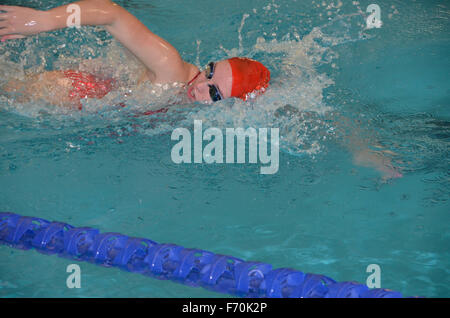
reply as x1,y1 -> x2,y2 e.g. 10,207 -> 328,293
0,1 -> 116,42
0,5 -> 50,41
353,147 -> 403,181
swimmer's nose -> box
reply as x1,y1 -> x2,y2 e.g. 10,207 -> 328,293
193,82 -> 211,100
196,82 -> 209,93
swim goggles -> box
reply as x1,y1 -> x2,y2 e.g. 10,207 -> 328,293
205,62 -> 223,102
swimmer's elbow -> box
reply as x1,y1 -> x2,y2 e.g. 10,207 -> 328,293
88,0 -> 122,26
44,0 -> 120,31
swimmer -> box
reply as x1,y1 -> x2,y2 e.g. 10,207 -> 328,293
0,1 -> 402,179
0,0 -> 270,108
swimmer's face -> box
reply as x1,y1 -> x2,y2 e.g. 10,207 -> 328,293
187,60 -> 232,103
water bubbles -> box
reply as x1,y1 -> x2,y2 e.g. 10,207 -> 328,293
256,37 -> 266,45
65,142 -> 81,152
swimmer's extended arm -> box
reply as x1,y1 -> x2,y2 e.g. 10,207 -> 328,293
0,0 -> 192,83
334,114 -> 403,180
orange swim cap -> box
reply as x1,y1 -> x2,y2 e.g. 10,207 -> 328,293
228,57 -> 270,101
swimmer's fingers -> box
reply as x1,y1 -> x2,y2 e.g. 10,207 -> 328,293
0,6 -> 47,37
0,5 -> 19,12
1,34 -> 26,42
0,27 -> 14,37
0,18 -> 10,29
0,11 -> 12,35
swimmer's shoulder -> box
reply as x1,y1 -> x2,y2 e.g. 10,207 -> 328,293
145,62 -> 199,85
184,62 -> 200,83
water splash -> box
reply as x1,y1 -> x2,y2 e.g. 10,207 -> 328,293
195,39 -> 202,68
238,13 -> 250,54
0,9 -> 371,157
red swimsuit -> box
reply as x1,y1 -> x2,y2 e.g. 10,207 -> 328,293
63,69 -> 199,114
63,70 -> 116,110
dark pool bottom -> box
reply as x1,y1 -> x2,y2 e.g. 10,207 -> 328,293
0,212 -> 406,298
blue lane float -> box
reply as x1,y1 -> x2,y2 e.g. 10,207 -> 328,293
0,212 -> 403,298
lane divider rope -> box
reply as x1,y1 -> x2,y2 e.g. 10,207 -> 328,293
0,212 -> 405,298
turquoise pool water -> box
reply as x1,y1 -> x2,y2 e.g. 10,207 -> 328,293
0,0 -> 449,297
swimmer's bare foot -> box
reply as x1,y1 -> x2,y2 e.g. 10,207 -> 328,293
353,148 -> 403,181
